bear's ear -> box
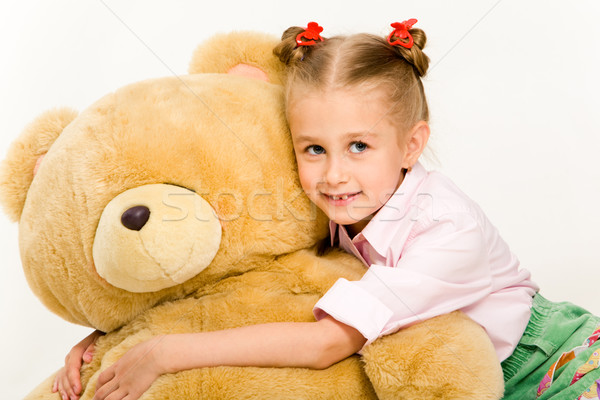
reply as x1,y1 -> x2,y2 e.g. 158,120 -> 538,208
189,31 -> 286,85
0,107 -> 78,222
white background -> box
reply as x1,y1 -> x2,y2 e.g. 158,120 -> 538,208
1,1 -> 598,398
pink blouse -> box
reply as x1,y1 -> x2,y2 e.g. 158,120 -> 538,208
313,162 -> 539,361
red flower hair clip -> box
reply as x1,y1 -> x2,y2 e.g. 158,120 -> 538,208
296,22 -> 324,47
387,19 -> 418,49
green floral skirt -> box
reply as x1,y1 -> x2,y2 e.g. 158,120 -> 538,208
502,294 -> 600,399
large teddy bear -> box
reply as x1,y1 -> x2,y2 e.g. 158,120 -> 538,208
0,32 -> 504,399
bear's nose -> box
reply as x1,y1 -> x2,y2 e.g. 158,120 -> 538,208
121,206 -> 151,231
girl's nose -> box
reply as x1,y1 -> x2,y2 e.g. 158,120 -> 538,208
324,157 -> 349,185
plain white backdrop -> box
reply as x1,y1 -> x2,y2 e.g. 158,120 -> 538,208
1,1 -> 598,398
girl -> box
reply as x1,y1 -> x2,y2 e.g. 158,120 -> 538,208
54,21 -> 600,400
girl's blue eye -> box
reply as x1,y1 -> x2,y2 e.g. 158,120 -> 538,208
307,145 -> 325,155
349,141 -> 367,153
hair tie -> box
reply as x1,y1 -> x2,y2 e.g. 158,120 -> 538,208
296,22 -> 324,47
387,19 -> 418,49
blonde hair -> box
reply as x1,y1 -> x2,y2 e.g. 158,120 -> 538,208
273,25 -> 430,133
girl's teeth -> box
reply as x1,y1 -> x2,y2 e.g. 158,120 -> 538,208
332,194 -> 349,200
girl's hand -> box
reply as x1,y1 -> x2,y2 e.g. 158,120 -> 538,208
93,336 -> 166,400
52,330 -> 104,400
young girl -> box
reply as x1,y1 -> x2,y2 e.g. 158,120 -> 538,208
53,21 -> 600,400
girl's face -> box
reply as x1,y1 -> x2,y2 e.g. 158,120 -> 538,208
289,87 -> 412,236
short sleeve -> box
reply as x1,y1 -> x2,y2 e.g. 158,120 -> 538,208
313,212 -> 493,347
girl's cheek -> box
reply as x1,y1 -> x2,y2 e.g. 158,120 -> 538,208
302,178 -> 317,196
297,163 -> 312,185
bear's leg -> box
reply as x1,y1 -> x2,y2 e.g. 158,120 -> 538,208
361,311 -> 505,400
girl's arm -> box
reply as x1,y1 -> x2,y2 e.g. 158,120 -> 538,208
164,315 -> 365,371
93,316 -> 365,400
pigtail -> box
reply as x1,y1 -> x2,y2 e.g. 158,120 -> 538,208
273,23 -> 326,67
274,27 -> 306,65
391,28 -> 430,78
386,20 -> 430,78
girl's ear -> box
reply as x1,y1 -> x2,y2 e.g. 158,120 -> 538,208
402,120 -> 430,169
0,107 -> 78,222
188,31 -> 286,85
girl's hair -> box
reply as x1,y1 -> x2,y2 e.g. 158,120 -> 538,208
273,24 -> 430,133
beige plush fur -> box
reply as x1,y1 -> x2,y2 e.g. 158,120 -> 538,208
0,32 -> 504,399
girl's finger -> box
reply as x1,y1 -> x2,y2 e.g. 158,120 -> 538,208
83,349 -> 94,363
67,367 -> 81,388
64,380 -> 77,400
83,336 -> 99,363
97,366 -> 116,386
55,372 -> 74,400
93,378 -> 117,400
103,388 -> 128,400
85,340 -> 96,352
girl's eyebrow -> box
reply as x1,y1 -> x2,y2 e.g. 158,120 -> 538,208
347,131 -> 378,140
293,131 -> 378,143
292,134 -> 320,143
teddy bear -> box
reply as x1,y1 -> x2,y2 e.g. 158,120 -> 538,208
0,31 -> 505,399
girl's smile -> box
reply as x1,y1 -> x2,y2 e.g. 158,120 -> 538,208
323,191 -> 361,206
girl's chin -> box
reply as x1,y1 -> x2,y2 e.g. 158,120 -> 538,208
328,214 -> 371,229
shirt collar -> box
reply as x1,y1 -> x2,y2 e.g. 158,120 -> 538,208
329,220 -> 337,246
329,161 -> 428,255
